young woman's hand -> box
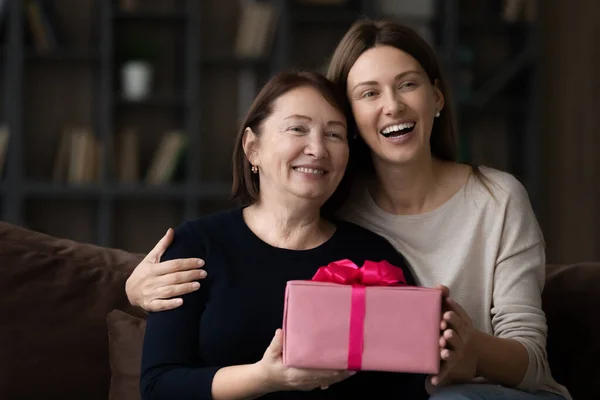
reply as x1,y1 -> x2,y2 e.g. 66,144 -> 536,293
256,329 -> 355,392
427,285 -> 479,393
125,228 -> 207,312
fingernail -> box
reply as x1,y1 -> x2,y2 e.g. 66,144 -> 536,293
197,260 -> 205,266
199,270 -> 207,278
192,282 -> 200,289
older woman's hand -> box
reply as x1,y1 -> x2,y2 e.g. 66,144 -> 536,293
256,329 -> 355,392
426,286 -> 479,393
125,229 -> 207,312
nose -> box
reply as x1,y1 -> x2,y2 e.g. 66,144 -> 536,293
383,89 -> 404,116
304,132 -> 328,159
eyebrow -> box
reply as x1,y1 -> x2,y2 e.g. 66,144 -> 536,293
351,70 -> 422,92
285,114 -> 347,128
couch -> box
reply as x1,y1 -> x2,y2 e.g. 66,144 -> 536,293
0,221 -> 597,399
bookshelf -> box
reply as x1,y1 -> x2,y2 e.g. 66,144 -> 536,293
0,0 -> 273,252
0,0 -> 540,251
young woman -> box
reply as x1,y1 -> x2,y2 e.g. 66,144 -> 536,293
129,19 -> 571,400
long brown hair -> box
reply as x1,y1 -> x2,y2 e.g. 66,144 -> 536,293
328,19 -> 456,163
231,70 -> 352,212
326,18 -> 492,190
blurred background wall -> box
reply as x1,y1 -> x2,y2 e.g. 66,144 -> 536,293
0,0 -> 597,264
538,0 -> 600,264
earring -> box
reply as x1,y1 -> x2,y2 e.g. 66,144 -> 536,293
435,111 -> 441,118
251,165 -> 258,174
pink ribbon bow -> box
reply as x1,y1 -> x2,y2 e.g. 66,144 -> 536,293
312,259 -> 407,371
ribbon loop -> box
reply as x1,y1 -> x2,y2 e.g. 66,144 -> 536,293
312,259 -> 407,287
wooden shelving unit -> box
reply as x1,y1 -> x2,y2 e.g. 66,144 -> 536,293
0,0 -> 539,250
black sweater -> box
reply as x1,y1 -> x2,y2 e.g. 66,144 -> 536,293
140,208 -> 427,399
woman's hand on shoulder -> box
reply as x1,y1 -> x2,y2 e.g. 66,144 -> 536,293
125,228 -> 207,312
255,329 -> 354,393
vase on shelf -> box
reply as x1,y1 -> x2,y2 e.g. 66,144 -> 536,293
118,36 -> 159,102
121,61 -> 153,101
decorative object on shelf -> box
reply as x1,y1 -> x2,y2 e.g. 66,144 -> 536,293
121,61 -> 152,101
119,37 -> 159,101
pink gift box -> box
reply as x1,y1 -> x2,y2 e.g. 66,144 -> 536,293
282,260 -> 442,374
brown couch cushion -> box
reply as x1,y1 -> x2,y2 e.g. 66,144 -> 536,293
544,263 -> 600,400
107,310 -> 147,400
0,222 -> 145,400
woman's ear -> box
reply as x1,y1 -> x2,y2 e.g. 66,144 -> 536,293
433,79 -> 445,113
242,127 -> 258,166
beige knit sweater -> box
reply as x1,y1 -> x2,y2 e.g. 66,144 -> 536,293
337,166 -> 571,399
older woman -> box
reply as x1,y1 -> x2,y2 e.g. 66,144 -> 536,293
139,71 -> 425,400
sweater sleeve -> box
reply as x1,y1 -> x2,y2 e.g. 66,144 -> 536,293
490,177 -> 550,392
140,221 -> 219,400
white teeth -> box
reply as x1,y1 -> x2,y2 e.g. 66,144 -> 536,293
381,122 -> 415,134
294,167 -> 325,175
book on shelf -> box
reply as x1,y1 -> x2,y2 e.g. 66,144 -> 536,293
53,126 -> 99,184
52,128 -> 70,181
234,0 -> 278,60
25,0 -> 66,52
116,127 -> 140,183
68,127 -> 98,184
145,131 -> 187,185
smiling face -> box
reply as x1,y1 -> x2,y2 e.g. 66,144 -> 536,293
243,86 -> 349,207
346,45 -> 444,167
